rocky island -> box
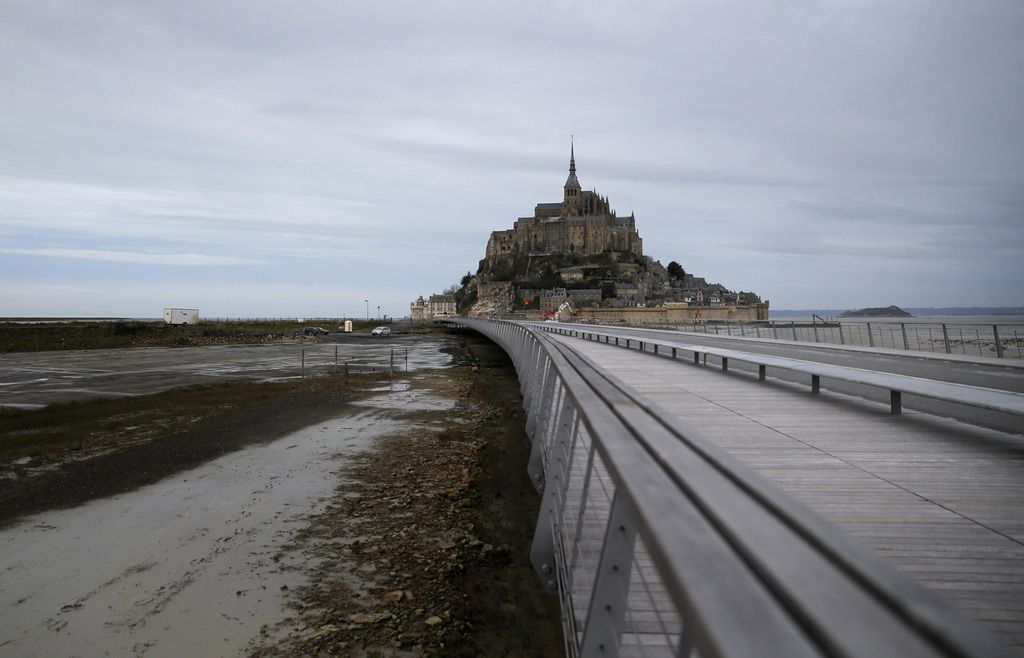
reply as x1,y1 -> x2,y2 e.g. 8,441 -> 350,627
838,305 -> 912,318
412,145 -> 768,325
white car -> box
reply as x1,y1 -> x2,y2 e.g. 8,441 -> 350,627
370,326 -> 391,336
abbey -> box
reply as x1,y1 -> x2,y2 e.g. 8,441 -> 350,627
485,145 -> 643,263
415,143 -> 767,321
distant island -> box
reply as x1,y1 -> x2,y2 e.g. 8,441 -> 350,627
770,307 -> 1024,319
409,144 -> 768,324
838,305 -> 912,318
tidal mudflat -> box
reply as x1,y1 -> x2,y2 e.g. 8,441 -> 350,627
0,406 -> 406,656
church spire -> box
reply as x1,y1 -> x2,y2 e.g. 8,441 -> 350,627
564,137 -> 580,190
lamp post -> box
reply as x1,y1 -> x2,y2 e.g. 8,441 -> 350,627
364,299 -> 369,321
377,305 -> 380,320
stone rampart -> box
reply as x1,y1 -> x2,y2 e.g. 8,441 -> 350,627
575,304 -> 768,324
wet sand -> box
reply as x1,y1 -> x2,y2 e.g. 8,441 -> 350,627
0,404 -> 409,657
0,334 -> 562,657
0,335 -> 453,409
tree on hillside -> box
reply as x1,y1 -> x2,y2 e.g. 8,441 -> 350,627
460,271 -> 474,287
667,261 -> 685,279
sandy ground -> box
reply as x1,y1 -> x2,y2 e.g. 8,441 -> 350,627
0,335 -> 449,409
0,400 -> 418,657
0,333 -> 562,657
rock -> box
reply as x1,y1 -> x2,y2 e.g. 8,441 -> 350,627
297,624 -> 339,644
424,616 -> 443,626
381,590 -> 403,606
350,612 -> 392,624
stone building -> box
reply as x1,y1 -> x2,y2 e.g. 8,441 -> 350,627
409,293 -> 457,319
539,287 -> 603,313
485,144 -> 643,264
540,288 -> 568,313
428,294 -> 456,317
410,296 -> 428,321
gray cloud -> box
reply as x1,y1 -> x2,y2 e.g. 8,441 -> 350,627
0,0 -> 1021,315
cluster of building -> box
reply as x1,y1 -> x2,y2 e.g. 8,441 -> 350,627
533,285 -> 757,314
409,294 -> 456,321
409,144 -> 768,323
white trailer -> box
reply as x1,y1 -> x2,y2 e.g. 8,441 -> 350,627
163,308 -> 200,325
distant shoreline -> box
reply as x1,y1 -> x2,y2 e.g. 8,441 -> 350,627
771,307 -> 1024,319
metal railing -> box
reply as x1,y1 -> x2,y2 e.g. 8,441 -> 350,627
539,325 -> 1024,418
673,321 -> 1024,359
442,318 -> 1007,658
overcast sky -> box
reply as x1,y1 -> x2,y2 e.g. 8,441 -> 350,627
1,1 -> 1022,318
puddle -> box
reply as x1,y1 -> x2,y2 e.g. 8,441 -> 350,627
354,388 -> 456,412
368,380 -> 411,392
0,408 -> 410,657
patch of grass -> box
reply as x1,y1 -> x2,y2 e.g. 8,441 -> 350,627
0,373 -> 378,464
0,319 -> 390,353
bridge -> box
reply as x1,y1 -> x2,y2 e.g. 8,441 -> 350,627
441,318 -> 1024,658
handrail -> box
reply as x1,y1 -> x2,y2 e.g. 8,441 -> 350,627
440,318 -> 1009,658
538,324 -> 1024,417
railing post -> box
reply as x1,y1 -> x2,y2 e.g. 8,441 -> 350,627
901,323 -> 910,350
528,378 -> 561,491
528,358 -> 561,446
867,322 -> 874,348
838,324 -> 845,345
994,325 -> 1004,358
792,322 -> 798,341
579,492 -> 638,658
890,390 -> 902,415
759,364 -> 766,381
811,374 -> 820,394
531,398 -> 579,594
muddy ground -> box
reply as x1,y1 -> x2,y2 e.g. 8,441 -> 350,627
1,331 -> 564,656
0,380 -> 365,526
252,332 -> 565,657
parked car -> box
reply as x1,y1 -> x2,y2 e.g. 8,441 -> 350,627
294,326 -> 329,337
370,326 -> 391,336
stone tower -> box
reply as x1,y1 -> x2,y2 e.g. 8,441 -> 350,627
562,140 -> 581,216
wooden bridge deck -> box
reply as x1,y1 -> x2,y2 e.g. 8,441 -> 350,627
552,333 -> 1024,650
